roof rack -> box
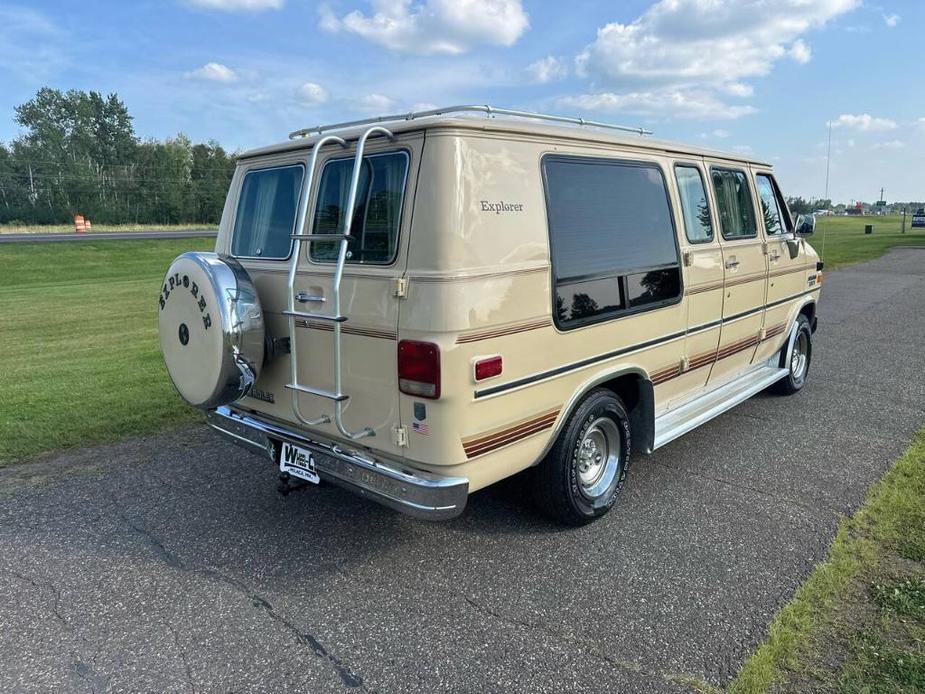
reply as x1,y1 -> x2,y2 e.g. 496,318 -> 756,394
288,104 -> 652,140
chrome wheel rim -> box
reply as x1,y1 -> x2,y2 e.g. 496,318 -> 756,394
790,331 -> 808,380
576,417 -> 621,498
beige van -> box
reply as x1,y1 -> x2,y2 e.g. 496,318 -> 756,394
158,105 -> 822,525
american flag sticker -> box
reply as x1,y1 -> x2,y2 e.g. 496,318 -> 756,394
412,421 -> 430,436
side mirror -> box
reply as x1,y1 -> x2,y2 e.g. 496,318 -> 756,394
794,214 -> 815,237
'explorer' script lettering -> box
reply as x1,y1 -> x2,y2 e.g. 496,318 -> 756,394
159,272 -> 212,330
480,200 -> 524,214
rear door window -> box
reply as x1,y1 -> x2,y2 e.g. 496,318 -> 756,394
231,164 -> 304,259
310,151 -> 409,265
543,156 -> 682,329
711,168 -> 757,240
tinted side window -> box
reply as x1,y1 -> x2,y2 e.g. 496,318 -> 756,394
711,168 -> 757,239
675,165 -> 713,243
232,165 -> 304,259
544,157 -> 681,329
755,174 -> 784,235
310,151 -> 408,265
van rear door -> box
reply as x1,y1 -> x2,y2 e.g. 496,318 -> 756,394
227,132 -> 423,458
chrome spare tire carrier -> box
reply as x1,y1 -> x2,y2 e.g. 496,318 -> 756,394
158,252 -> 265,410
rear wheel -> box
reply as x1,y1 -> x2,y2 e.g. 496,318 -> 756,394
533,388 -> 631,526
771,313 -> 812,395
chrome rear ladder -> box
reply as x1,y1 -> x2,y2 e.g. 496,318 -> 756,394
284,126 -> 395,440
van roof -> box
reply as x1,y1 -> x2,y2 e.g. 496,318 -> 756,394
238,108 -> 771,168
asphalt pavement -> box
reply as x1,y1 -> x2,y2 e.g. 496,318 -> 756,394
0,230 -> 217,243
1,249 -> 923,693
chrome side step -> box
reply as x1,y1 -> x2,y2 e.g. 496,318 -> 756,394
653,364 -> 788,450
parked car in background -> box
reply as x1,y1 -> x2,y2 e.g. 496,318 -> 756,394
912,208 -> 925,228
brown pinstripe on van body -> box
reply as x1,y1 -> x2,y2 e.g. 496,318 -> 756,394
650,322 -> 788,386
686,280 -> 724,295
462,408 -> 560,459
295,319 -> 398,341
456,318 -> 552,344
723,271 -> 767,289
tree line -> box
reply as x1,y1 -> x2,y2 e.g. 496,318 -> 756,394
0,88 -> 235,226
3,88 -> 920,227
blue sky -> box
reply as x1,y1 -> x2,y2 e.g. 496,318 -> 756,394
1,0 -> 922,203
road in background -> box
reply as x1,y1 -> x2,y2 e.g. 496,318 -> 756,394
0,230 -> 217,244
0,249 -> 923,693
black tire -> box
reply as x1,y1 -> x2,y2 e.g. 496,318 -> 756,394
533,388 -> 631,526
771,313 -> 812,395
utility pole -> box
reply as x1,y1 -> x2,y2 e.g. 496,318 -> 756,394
27,164 -> 36,205
824,120 -> 832,202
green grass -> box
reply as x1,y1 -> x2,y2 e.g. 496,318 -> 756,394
0,238 -> 214,465
0,223 -> 217,234
729,429 -> 925,693
813,215 -> 925,269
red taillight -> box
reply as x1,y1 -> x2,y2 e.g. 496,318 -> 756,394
474,355 -> 503,381
398,340 -> 441,399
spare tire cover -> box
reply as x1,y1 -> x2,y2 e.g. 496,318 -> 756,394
158,252 -> 265,409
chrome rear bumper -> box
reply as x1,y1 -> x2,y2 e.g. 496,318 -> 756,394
206,406 -> 469,520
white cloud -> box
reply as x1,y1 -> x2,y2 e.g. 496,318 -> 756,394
701,128 -> 731,138
184,0 -> 283,10
871,140 -> 904,150
567,0 -> 856,120
0,6 -> 67,84
296,82 -> 328,105
831,113 -> 898,131
357,93 -> 395,113
186,62 -> 238,83
789,40 -> 812,64
321,0 -> 529,55
577,0 -> 856,87
527,56 -> 567,84
559,90 -> 757,121
883,13 -> 900,28
319,4 -> 340,32
720,82 -> 753,97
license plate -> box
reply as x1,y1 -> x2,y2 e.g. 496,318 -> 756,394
279,442 -> 320,484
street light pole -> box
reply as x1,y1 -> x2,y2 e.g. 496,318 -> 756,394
824,120 -> 832,203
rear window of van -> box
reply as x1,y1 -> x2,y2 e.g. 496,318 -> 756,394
310,151 -> 409,265
231,164 -> 304,259
543,156 -> 681,329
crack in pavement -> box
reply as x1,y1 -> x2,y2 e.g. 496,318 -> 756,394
165,621 -> 196,693
107,492 -> 371,691
462,593 -> 706,692
8,569 -> 93,649
648,460 -> 842,521
71,660 -> 110,693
